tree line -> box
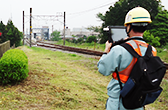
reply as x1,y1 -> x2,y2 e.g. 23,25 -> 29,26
0,20 -> 23,47
97,0 -> 168,47
50,30 -> 97,44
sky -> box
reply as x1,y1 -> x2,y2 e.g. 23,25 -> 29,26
0,0 -> 168,34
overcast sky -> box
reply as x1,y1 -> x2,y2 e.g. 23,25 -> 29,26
1,0 -> 168,33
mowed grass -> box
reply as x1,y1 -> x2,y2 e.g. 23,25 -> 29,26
0,46 -> 110,110
0,44 -> 168,110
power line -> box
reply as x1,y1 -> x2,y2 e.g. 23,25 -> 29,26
66,1 -> 116,21
68,2 -> 115,15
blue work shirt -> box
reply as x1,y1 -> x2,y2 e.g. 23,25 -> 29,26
97,37 -> 156,110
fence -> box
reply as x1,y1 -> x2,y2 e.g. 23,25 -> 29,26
0,40 -> 10,58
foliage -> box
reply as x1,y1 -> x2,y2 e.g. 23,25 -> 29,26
143,30 -> 160,47
96,13 -> 105,21
55,39 -> 105,51
0,20 -> 23,47
98,28 -> 108,44
71,39 -> 78,44
0,49 -> 29,85
50,30 -> 61,41
77,37 -> 84,44
86,35 -> 97,43
0,21 -> 7,43
97,0 -> 160,44
4,20 -> 23,47
65,38 -> 70,42
149,10 -> 168,46
103,0 -> 159,27
83,35 -> 87,40
87,26 -> 101,33
86,26 -> 104,44
66,37 -> 84,44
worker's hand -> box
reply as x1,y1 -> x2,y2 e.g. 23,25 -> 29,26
104,40 -> 112,53
125,37 -> 129,40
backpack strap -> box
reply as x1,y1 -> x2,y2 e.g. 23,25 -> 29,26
117,43 -> 153,90
116,43 -> 140,90
115,40 -> 152,90
111,37 -> 145,47
115,68 -> 123,90
144,45 -> 153,59
126,37 -> 145,42
120,43 -> 140,58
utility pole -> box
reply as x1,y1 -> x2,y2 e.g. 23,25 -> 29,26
30,8 -> 32,47
52,25 -> 53,33
63,11 -> 65,45
23,11 -> 24,45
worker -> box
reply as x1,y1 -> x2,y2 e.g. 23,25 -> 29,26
97,7 -> 157,110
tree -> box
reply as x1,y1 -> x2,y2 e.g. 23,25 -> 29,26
86,26 -> 105,44
0,21 -> 7,43
149,10 -> 168,46
103,0 -> 159,27
14,28 -> 23,46
0,20 -> 23,47
83,35 -> 87,40
86,35 -> 97,43
97,0 -> 160,43
72,39 -> 77,44
5,20 -> 23,47
75,37 -> 84,44
51,30 -> 61,41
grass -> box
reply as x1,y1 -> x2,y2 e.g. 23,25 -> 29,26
0,42 -> 168,109
53,40 -> 105,51
0,46 -> 110,110
156,47 -> 168,63
150,79 -> 168,110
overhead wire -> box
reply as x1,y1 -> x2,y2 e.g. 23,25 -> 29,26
66,1 -> 116,22
24,0 -> 117,31
68,1 -> 115,15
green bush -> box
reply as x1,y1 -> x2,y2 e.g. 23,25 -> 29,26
0,49 -> 29,84
86,35 -> 97,43
143,30 -> 160,47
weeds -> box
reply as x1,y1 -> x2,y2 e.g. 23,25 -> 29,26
0,46 -> 108,110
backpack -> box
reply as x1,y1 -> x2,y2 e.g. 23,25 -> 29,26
115,42 -> 166,109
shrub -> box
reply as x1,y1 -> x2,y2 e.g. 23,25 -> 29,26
0,49 -> 29,84
86,35 -> 97,43
77,37 -> 84,44
143,30 -> 160,47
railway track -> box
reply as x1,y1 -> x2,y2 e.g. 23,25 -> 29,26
36,41 -> 104,56
25,40 -> 168,69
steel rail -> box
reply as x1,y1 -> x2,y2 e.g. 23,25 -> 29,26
36,41 -> 103,56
